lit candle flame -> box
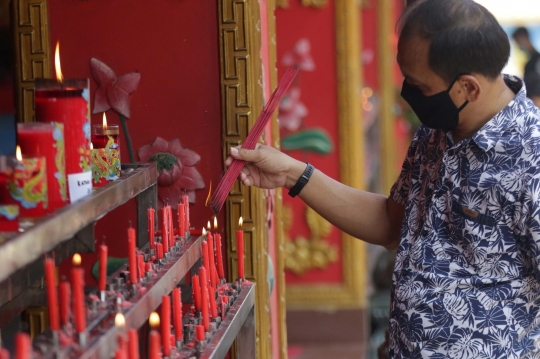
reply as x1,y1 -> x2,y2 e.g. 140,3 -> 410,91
90,143 -> 93,150
239,217 -> 243,228
207,221 -> 211,231
72,253 -> 82,266
149,312 -> 160,329
102,113 -> 108,130
15,146 -> 22,161
213,217 -> 218,230
115,312 -> 126,327
202,227 -> 207,236
55,42 -> 64,83
204,180 -> 213,207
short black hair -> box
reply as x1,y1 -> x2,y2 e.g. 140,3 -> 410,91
512,27 -> 530,40
398,0 -> 510,83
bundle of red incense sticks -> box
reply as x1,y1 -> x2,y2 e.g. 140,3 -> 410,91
209,67 -> 299,213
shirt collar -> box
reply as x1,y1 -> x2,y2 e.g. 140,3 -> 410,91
471,74 -> 525,152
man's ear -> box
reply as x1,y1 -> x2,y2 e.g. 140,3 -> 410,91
458,75 -> 481,102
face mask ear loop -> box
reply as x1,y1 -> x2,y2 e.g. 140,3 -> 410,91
458,101 -> 469,112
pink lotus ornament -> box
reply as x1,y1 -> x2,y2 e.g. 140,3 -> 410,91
138,137 -> 205,209
281,38 -> 315,72
279,87 -> 308,131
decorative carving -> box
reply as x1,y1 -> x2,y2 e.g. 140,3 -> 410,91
301,0 -> 328,8
284,205 -> 338,275
11,0 -> 52,123
276,0 -> 289,8
218,0 -> 271,358
285,0 -> 367,309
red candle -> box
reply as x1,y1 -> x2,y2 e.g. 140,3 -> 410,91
167,206 -> 174,247
237,217 -> 244,280
18,122 -> 66,211
208,286 -> 217,319
199,267 -> 209,331
128,228 -> 137,285
145,262 -> 152,273
195,325 -> 205,341
148,208 -> 155,249
183,194 -> 190,231
172,288 -> 182,341
178,202 -> 185,237
91,114 -> 121,186
98,244 -> 108,292
149,312 -> 161,359
137,255 -> 145,279
156,243 -> 163,260
0,348 -> 9,359
221,296 -> 228,320
71,254 -> 86,333
59,280 -> 71,326
201,240 -> 210,285
161,208 -> 169,254
115,335 -> 127,359
215,233 -> 225,280
192,275 -> 201,312
128,329 -> 139,359
207,231 -> 217,288
161,295 -> 171,357
44,258 -> 59,332
14,332 -> 31,359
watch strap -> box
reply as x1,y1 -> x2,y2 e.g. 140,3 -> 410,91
288,163 -> 314,198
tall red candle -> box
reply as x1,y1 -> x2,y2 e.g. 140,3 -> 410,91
195,325 -> 205,341
71,254 -> 86,333
199,267 -> 209,331
237,217 -> 244,280
59,280 -> 71,326
207,232 -> 217,288
201,240 -> 210,285
161,208 -> 169,254
128,329 -> 139,359
128,228 -> 137,285
18,122 -> 66,211
156,243 -> 163,260
192,274 -> 201,312
215,234 -> 225,280
98,244 -> 108,292
172,288 -> 182,341
149,312 -> 161,359
161,295 -> 171,357
14,333 -> 31,359
148,208 -> 155,249
208,286 -> 217,319
183,195 -> 190,231
178,202 -> 185,237
167,206 -> 174,247
44,258 -> 59,331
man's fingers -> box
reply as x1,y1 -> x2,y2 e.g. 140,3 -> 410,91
230,146 -> 263,162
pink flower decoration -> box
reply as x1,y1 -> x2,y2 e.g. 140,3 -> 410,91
138,137 -> 205,209
278,87 -> 308,131
282,38 -> 315,72
90,58 -> 141,118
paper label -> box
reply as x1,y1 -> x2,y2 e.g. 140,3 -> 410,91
68,171 -> 92,203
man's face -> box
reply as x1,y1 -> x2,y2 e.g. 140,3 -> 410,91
397,36 -> 449,96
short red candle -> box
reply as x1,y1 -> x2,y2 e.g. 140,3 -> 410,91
137,255 -> 145,279
215,234 -> 225,280
192,274 -> 201,312
115,334 -> 127,359
172,288 -> 183,341
161,208 -> 169,254
237,217 -> 244,280
145,262 -> 152,273
156,243 -> 163,260
148,208 -> 155,249
208,286 -> 218,319
161,295 -> 171,357
195,325 -> 205,341
128,228 -> 137,285
178,202 -> 185,237
18,122 -> 66,211
71,254 -> 86,333
0,348 -> 9,359
90,116 -> 120,186
149,312 -> 161,359
128,329 -> 139,359
15,332 -> 31,359
35,78 -> 90,179
59,280 -> 71,326
199,267 -> 210,331
98,244 -> 108,292
202,241 -> 210,285
44,258 -> 59,331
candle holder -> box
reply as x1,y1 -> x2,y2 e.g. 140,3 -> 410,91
0,205 -> 19,232
35,78 -> 92,202
18,122 -> 67,212
91,124 -> 121,187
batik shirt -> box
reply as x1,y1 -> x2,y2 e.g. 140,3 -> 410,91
389,76 -> 540,359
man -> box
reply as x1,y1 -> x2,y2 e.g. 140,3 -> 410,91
513,27 -> 540,107
227,0 -> 540,357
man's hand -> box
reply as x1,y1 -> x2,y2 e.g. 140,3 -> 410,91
225,144 -> 305,190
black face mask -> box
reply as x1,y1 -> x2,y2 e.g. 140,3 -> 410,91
401,75 -> 469,132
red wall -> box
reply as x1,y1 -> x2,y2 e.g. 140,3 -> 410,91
49,1 -> 224,284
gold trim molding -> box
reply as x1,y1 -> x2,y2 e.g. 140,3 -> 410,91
285,0 -> 367,310
218,0 -> 272,357
11,0 -> 52,123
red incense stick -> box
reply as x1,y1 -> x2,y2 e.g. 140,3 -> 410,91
209,67 -> 299,213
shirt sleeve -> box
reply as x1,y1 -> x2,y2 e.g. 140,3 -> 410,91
523,170 -> 540,282
389,127 -> 422,206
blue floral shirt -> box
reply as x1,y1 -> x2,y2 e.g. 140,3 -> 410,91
390,76 -> 540,359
